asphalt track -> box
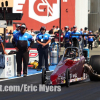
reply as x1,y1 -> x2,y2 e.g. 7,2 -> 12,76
0,47 -> 100,100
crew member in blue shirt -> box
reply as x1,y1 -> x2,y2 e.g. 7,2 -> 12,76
80,28 -> 83,34
36,26 -> 51,71
88,31 -> 94,50
13,24 -> 20,35
71,25 -> 81,40
83,27 -> 88,47
12,24 -> 34,77
64,26 -> 71,48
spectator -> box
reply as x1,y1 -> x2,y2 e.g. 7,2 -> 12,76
99,37 -> 100,45
52,25 -> 57,34
6,29 -> 10,36
56,26 -> 60,31
9,30 -> 13,35
29,29 -> 35,36
26,27 -> 29,33
49,25 -> 57,34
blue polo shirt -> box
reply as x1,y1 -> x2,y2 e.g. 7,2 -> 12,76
80,31 -> 83,34
88,36 -> 93,42
13,32 -> 34,47
84,33 -> 88,40
13,30 -> 20,35
36,33 -> 51,48
71,31 -> 81,39
64,31 -> 71,39
36,33 -> 51,41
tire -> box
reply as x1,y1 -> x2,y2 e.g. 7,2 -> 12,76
89,55 -> 100,81
89,75 -> 95,81
65,69 -> 70,87
42,68 -> 46,84
59,55 -> 63,62
90,55 -> 100,74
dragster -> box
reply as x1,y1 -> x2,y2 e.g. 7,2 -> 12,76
42,34 -> 100,87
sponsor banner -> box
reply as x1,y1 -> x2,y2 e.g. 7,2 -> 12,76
13,0 -> 75,30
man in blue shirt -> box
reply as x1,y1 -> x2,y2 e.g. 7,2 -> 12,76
36,26 -> 51,71
12,24 -> 34,77
13,24 -> 20,35
83,27 -> 88,47
71,25 -> 81,40
80,28 -> 83,34
64,26 -> 71,48
71,25 -> 82,48
88,31 -> 94,50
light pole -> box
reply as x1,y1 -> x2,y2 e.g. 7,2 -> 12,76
1,1 -> 8,49
59,0 -> 61,53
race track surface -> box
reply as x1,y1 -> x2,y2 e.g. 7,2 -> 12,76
0,47 -> 100,100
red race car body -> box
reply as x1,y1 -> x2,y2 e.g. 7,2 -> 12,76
49,47 -> 87,85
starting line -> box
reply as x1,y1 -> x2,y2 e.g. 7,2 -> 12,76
0,65 -> 56,82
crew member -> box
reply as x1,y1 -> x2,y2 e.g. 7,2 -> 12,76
80,28 -> 83,34
83,27 -> 88,47
71,25 -> 81,40
36,26 -> 51,71
64,26 -> 71,48
13,24 -> 20,35
12,24 -> 34,77
88,31 -> 94,50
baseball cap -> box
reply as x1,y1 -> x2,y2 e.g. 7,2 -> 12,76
89,30 -> 92,33
21,24 -> 26,28
73,25 -> 77,28
65,26 -> 69,29
41,26 -> 46,30
84,27 -> 88,30
16,24 -> 20,27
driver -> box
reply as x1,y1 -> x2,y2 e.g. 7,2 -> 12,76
64,49 -> 78,62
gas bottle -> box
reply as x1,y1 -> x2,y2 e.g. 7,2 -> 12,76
50,48 -> 58,65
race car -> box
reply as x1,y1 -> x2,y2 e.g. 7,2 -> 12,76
42,38 -> 88,87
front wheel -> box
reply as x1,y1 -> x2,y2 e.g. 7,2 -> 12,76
42,68 -> 46,84
65,69 -> 70,87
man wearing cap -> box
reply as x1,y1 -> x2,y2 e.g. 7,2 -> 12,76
83,27 -> 88,47
12,24 -> 34,77
71,25 -> 81,40
13,24 -> 20,35
88,31 -> 94,50
64,26 -> 71,48
36,26 -> 51,71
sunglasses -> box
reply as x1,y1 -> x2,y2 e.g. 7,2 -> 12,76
21,27 -> 26,29
41,28 -> 45,30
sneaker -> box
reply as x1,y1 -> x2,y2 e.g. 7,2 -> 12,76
23,74 -> 27,77
17,74 -> 21,77
37,69 -> 41,71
